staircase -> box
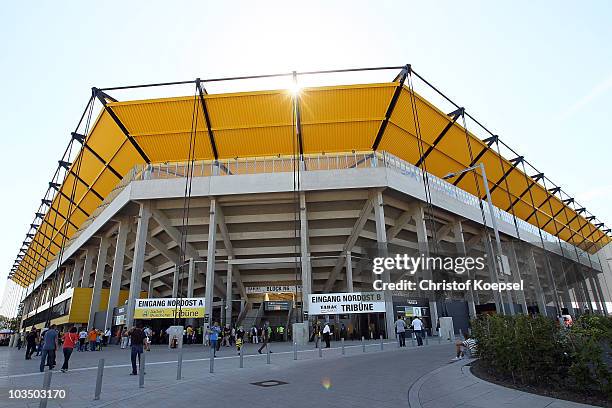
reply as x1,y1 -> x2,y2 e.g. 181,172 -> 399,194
239,303 -> 263,329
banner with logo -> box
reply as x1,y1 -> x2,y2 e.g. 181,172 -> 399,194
134,298 -> 205,319
308,292 -> 386,315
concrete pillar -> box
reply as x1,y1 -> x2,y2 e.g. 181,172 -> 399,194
372,191 -> 395,339
147,276 -> 153,298
71,257 -> 84,288
187,258 -> 195,297
126,202 -> 151,329
205,198 -> 217,326
345,252 -> 354,293
452,222 -> 476,319
299,192 -> 312,315
543,255 -> 562,314
80,247 -> 95,288
105,218 -> 129,331
172,265 -> 180,298
413,205 -> 438,332
592,274 -> 609,314
226,260 -> 233,325
527,250 -> 549,316
507,243 -> 529,314
88,236 -> 110,330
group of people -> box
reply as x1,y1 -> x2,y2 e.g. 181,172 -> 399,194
394,315 -> 425,347
21,325 -> 80,373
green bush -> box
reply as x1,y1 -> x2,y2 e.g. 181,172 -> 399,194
472,314 -> 611,397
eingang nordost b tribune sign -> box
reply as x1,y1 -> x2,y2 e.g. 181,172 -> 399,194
308,292 -> 385,315
134,297 -> 205,319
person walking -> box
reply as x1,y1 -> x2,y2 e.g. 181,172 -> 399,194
120,327 -> 129,349
25,328 -> 37,359
103,328 -> 111,346
60,327 -> 78,372
78,328 -> 87,351
128,325 -> 146,375
322,322 -> 331,348
313,321 -> 321,349
209,322 -> 221,357
87,328 -> 97,351
395,316 -> 407,347
39,325 -> 59,372
250,325 -> 258,344
257,322 -> 272,354
411,316 -> 424,346
35,329 -> 43,356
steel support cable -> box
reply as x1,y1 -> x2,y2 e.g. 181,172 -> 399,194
406,71 -> 439,253
539,177 -> 576,312
174,86 -> 200,324
518,160 -> 562,314
43,97 -> 95,326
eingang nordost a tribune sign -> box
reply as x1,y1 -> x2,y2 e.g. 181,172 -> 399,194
134,298 -> 205,319
308,292 -> 385,315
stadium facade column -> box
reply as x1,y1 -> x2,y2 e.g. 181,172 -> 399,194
577,269 -> 593,313
226,257 -> 233,325
299,192 -> 312,313
372,190 -> 395,339
186,258 -> 195,326
126,201 -> 151,329
80,246 -> 96,288
147,276 -> 153,298
172,264 -> 179,298
527,249 -> 549,316
481,234 -> 506,314
506,243 -> 529,314
87,235 -> 110,330
561,279 -> 575,316
105,217 -> 129,331
589,274 -> 606,314
592,275 -> 608,314
345,252 -> 354,292
452,221 -> 476,318
205,198 -> 217,327
412,204 -> 439,334
70,256 -> 84,288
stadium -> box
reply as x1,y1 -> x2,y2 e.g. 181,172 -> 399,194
5,65 -> 612,341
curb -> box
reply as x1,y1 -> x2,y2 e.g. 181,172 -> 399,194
407,358 -> 474,408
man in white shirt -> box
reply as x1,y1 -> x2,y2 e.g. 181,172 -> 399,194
411,317 -> 424,346
78,329 -> 88,352
395,317 -> 407,347
322,323 -> 331,348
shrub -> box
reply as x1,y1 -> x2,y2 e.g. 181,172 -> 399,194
471,314 -> 611,397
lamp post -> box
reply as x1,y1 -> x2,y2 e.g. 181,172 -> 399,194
444,163 -> 508,315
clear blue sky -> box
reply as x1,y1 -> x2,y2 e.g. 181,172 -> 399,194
1,1 -> 611,309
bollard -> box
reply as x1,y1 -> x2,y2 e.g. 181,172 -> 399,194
293,341 -> 298,361
318,341 -> 323,358
266,344 -> 271,364
362,336 -> 365,353
94,358 -> 104,400
239,347 -> 244,368
209,346 -> 215,373
438,334 -> 441,344
341,338 -> 345,355
459,328 -> 463,338
425,333 -> 429,346
139,353 -> 145,388
380,334 -> 383,351
411,333 -> 415,347
39,370 -> 52,408
176,348 -> 183,380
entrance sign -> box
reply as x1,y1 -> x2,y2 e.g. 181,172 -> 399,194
246,285 -> 301,294
309,292 -> 385,315
134,298 -> 205,319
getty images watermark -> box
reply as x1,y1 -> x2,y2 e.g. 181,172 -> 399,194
370,254 -> 524,292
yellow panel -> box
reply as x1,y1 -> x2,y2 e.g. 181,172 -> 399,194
86,111 -> 128,163
207,90 -> 293,130
215,127 -> 295,159
134,131 -> 214,163
302,121 -> 379,154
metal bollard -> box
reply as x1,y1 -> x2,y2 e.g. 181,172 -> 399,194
318,341 -> 323,358
380,334 -> 383,351
266,344 -> 271,364
39,370 -> 52,408
341,338 -> 345,355
293,341 -> 298,360
209,346 -> 215,373
94,358 -> 104,400
425,333 -> 429,346
240,347 -> 244,368
139,353 -> 145,388
411,333 -> 415,347
362,336 -> 365,352
176,349 -> 183,380
438,334 -> 441,344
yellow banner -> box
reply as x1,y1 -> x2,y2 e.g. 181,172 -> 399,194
134,297 -> 205,319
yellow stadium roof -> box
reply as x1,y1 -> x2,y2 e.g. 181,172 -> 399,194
11,67 -> 611,286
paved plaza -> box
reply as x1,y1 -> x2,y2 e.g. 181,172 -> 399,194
0,338 -> 598,408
